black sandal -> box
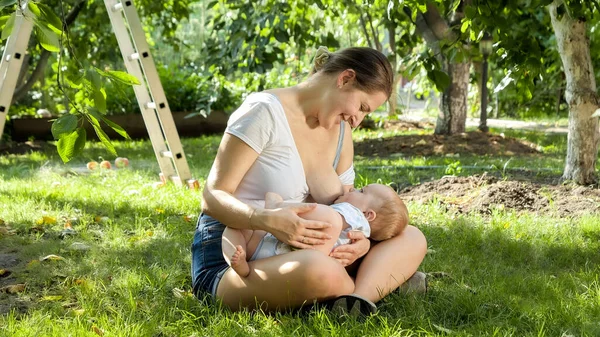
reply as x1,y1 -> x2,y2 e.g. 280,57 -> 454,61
325,294 -> 377,317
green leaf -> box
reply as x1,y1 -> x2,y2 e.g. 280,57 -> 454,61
465,6 -> 477,19
93,89 -> 106,113
87,109 -> 101,127
429,69 -> 451,91
57,128 -> 86,163
51,114 -> 78,139
96,69 -> 140,85
91,123 -> 116,156
87,109 -> 117,155
34,3 -> 62,34
34,26 -> 60,52
101,116 -> 131,139
27,1 -> 40,16
450,0 -> 461,12
87,69 -> 102,91
0,0 -> 16,9
1,12 -> 15,40
460,20 -> 469,33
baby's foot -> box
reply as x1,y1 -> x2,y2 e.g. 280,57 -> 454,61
231,245 -> 250,277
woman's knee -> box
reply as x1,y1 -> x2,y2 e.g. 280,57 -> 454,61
295,250 -> 354,296
405,225 -> 427,256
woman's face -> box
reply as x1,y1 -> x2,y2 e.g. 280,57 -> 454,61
322,74 -> 388,129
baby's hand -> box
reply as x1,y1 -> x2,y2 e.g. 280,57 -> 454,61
330,231 -> 370,267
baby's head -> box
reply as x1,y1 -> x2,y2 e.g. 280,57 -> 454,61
334,183 -> 409,241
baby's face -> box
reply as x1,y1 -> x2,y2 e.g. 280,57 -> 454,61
334,184 -> 391,211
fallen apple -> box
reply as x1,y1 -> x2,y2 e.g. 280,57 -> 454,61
100,160 -> 112,169
87,161 -> 99,171
115,157 -> 129,168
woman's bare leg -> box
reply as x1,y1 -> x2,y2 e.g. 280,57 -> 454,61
352,225 -> 427,302
216,249 -> 355,311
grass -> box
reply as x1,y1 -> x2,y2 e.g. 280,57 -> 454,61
1,127 -> 599,336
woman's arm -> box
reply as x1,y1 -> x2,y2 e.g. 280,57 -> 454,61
202,134 -> 333,249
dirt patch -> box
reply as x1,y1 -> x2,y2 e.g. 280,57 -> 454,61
399,176 -> 600,218
355,131 -> 541,157
0,141 -> 53,155
0,252 -> 30,315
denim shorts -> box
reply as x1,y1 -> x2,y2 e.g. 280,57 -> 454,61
191,213 -> 230,298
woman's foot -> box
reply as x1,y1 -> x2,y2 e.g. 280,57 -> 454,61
397,271 -> 427,294
231,245 -> 250,277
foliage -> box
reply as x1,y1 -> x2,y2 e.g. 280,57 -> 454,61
0,0 -> 199,162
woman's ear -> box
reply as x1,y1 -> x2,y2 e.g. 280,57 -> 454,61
337,69 -> 356,88
364,209 -> 376,221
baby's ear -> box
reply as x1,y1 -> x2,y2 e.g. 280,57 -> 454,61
364,209 -> 376,221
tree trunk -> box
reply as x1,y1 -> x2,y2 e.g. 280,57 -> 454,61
418,2 -> 470,135
387,22 -> 398,116
435,59 -> 470,134
549,1 -> 600,185
13,50 -> 51,102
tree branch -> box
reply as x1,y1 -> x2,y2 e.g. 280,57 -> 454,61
358,13 -> 373,48
366,11 -> 382,51
423,2 -> 453,41
12,0 -> 86,103
404,6 -> 441,55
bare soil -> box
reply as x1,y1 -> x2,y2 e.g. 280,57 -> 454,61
0,140 -> 54,155
355,120 -> 541,158
358,120 -> 599,218
398,175 -> 600,218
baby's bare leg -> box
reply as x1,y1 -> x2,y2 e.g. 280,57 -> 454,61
222,227 -> 252,277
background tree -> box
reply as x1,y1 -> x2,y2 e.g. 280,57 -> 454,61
465,0 -> 599,184
547,0 -> 599,184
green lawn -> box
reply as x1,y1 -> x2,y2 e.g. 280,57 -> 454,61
1,128 -> 599,336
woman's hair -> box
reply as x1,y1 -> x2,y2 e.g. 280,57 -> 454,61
311,47 -> 394,99
369,192 -> 409,241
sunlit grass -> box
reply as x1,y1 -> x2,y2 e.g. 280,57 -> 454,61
1,130 -> 599,336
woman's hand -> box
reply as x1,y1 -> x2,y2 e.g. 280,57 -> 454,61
253,203 -> 332,249
329,230 -> 370,266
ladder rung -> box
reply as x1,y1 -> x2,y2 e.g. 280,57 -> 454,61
144,102 -> 156,109
161,151 -> 173,158
128,53 -> 139,61
111,3 -> 123,12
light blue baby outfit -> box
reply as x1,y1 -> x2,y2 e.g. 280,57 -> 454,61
249,202 -> 371,261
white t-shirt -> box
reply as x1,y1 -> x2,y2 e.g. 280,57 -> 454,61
225,93 -> 354,208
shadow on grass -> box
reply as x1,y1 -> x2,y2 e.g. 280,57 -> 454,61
0,136 -> 221,180
382,218 -> 600,336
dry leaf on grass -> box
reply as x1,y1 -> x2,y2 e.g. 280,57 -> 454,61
1,284 -> 25,293
36,216 -> 57,225
0,269 -> 11,278
92,325 -> 104,336
40,254 -> 65,262
41,295 -> 63,301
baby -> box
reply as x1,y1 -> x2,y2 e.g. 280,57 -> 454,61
222,183 -> 409,277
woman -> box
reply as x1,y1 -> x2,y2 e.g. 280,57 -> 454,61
193,47 -> 427,312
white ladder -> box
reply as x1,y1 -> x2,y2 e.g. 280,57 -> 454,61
0,0 -> 193,186
0,2 -> 33,142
